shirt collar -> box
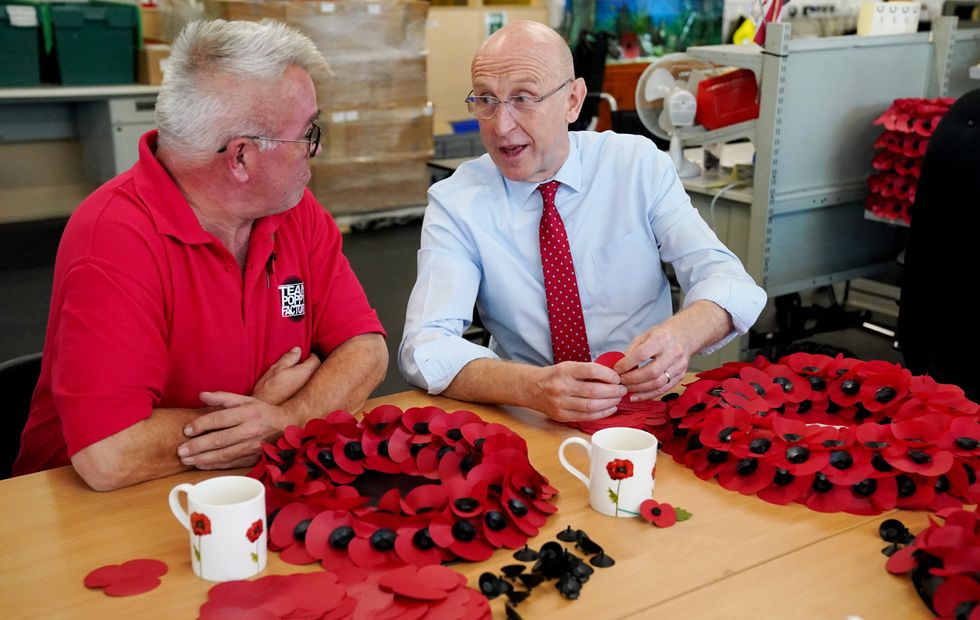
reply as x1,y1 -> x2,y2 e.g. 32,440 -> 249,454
502,133 -> 583,211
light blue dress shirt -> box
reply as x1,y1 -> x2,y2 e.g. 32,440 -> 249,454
399,131 -> 766,394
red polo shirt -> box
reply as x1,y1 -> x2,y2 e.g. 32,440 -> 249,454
13,131 -> 386,475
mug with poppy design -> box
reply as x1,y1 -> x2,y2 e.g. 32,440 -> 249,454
558,427 -> 658,517
168,475 -> 267,581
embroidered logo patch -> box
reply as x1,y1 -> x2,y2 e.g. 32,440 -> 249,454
279,278 -> 305,321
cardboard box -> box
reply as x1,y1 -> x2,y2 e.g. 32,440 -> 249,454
140,6 -> 165,42
317,51 -> 427,110
321,103 -> 434,160
137,43 -> 170,85
206,0 -> 427,55
310,153 -> 432,215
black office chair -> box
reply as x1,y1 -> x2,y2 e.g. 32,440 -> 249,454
0,352 -> 42,479
899,88 -> 980,402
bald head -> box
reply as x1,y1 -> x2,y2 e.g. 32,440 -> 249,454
472,21 -> 574,85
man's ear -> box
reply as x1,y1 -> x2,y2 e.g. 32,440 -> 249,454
222,138 -> 252,183
565,77 -> 588,124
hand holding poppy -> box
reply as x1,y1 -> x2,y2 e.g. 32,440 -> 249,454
524,361 -> 627,423
615,301 -> 733,401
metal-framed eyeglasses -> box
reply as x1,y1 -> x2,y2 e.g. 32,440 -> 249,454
464,79 -> 572,119
216,123 -> 321,157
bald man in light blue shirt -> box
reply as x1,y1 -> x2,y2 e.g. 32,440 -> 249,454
399,22 -> 765,424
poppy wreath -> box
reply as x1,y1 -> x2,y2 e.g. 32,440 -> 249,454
884,508 -> 980,618
648,352 -> 980,515
248,405 -> 558,572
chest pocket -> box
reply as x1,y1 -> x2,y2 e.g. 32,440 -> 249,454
590,228 -> 667,317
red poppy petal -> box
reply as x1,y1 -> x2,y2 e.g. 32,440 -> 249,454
119,558 -> 168,579
884,543 -> 917,574
103,576 -> 162,597
84,564 -> 126,588
595,351 -> 625,368
378,565 -> 450,601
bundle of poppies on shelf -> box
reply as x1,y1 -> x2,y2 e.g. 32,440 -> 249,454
866,97 -> 954,224
248,405 -> 558,574
884,508 -> 980,618
649,352 -> 980,515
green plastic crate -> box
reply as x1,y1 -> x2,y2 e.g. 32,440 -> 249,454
49,2 -> 137,85
0,4 -> 42,86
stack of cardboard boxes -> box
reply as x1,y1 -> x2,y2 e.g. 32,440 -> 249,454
138,4 -> 171,85
209,0 -> 433,217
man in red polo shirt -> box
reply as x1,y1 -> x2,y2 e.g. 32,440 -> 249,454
13,20 -> 388,490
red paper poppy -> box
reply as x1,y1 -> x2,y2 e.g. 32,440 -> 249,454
606,459 -> 634,481
246,519 -> 263,543
639,500 -> 677,527
191,512 -> 211,536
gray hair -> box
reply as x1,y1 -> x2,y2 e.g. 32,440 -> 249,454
155,19 -> 329,157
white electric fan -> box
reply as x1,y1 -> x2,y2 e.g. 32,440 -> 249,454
635,54 -> 714,179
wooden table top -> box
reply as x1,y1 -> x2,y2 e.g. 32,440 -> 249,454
0,388 -> 931,619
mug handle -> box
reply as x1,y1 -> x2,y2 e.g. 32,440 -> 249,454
168,482 -> 194,531
558,437 -> 591,489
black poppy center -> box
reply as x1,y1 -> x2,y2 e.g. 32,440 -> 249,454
871,453 -> 894,472
956,437 -> 980,451
907,449 -> 932,464
773,469 -> 795,486
317,448 -> 337,468
328,525 -> 355,549
875,386 -> 897,404
413,527 -> 435,550
688,402 -> 707,414
749,438 -> 772,454
786,445 -> 810,464
370,528 -> 396,551
853,479 -> 877,497
446,428 -> 463,441
293,518 -> 311,543
841,379 -> 860,395
707,449 -> 728,464
452,519 -> 477,542
772,376 -> 793,393
736,458 -> 758,476
829,450 -> 853,470
807,376 -> 826,391
507,498 -> 529,517
718,426 -> 739,443
484,511 -> 507,531
896,474 -> 917,497
377,439 -> 390,458
454,497 -> 479,512
343,441 -> 365,461
811,473 -> 832,493
749,382 -> 767,397
413,422 -> 430,434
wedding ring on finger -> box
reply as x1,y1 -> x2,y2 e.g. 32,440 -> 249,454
664,371 -> 671,383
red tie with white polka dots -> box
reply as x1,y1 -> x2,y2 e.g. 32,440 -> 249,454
537,180 -> 591,363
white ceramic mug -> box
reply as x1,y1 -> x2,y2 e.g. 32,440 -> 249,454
558,427 -> 658,517
168,475 -> 267,581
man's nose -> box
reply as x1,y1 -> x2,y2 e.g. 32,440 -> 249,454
490,101 -> 518,134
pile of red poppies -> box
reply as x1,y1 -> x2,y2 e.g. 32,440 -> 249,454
198,564 -> 490,619
885,508 -> 980,617
248,405 -> 558,572
650,352 -> 980,515
866,97 -> 954,224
